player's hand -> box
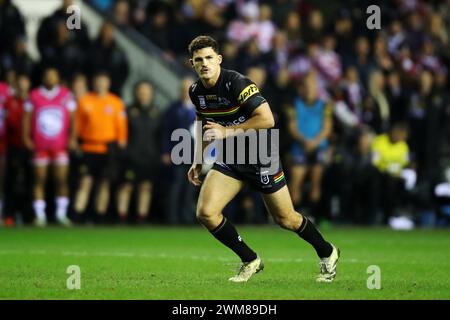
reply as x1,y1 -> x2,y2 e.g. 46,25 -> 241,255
187,164 -> 202,186
304,140 -> 318,154
203,121 -> 227,140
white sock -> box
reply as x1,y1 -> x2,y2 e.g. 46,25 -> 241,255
33,200 -> 46,220
55,197 -> 69,220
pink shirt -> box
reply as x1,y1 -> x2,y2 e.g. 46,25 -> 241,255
25,86 -> 76,151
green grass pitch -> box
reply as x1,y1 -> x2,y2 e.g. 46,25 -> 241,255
0,226 -> 449,299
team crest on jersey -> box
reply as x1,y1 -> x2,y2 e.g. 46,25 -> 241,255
260,170 -> 270,185
37,107 -> 63,138
105,105 -> 113,114
198,96 -> 206,109
218,97 -> 231,106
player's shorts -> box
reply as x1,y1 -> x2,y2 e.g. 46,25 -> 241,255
33,149 -> 68,166
292,148 -> 328,166
212,162 -> 287,194
122,162 -> 158,183
79,152 -> 119,181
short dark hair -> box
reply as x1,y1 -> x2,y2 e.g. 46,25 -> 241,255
188,35 -> 219,57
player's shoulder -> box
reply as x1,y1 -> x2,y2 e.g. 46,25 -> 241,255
222,68 -> 247,84
106,92 -> 124,106
58,85 -> 71,95
29,88 -> 41,100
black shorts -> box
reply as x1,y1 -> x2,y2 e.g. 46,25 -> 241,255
292,148 -> 328,166
79,152 -> 119,181
211,162 -> 286,194
122,162 -> 158,183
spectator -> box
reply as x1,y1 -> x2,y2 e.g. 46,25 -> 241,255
363,70 -> 390,133
74,71 -> 127,223
371,122 -> 411,224
0,74 -> 13,225
116,80 -> 161,224
22,67 -> 77,227
286,72 -> 333,220
0,37 -> 34,77
71,73 -> 88,102
37,0 -> 90,80
346,128 -> 379,224
347,36 -> 375,87
386,69 -> 409,124
4,73 -> 32,226
87,22 -> 129,95
0,0 -> 25,56
112,0 -> 130,27
162,77 -> 196,224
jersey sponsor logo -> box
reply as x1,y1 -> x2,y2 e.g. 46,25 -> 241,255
198,96 -> 206,109
238,84 -> 259,104
260,170 -> 270,185
206,95 -> 217,100
37,107 -> 64,138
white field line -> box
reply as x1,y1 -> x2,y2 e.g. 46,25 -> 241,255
0,249 -> 360,263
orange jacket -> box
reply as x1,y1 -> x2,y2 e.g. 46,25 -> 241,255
76,92 -> 127,154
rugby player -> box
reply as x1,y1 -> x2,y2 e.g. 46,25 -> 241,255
187,36 -> 340,283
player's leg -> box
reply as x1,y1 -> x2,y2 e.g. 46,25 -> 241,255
116,181 -> 133,222
74,174 -> 93,215
309,163 -> 323,203
95,178 -> 110,217
74,153 -> 96,218
288,164 -> 308,209
32,155 -> 49,226
261,185 -> 340,282
199,168 -> 263,282
52,154 -> 71,226
136,180 -> 152,222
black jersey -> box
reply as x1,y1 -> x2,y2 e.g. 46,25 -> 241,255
189,68 -> 266,127
189,68 -> 280,171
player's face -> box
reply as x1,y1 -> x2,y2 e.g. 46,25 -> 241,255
43,69 -> 59,88
135,83 -> 153,106
190,47 -> 222,82
17,75 -> 30,93
93,75 -> 110,94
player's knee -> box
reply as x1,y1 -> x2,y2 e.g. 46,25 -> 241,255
196,204 -> 217,224
274,214 -> 298,231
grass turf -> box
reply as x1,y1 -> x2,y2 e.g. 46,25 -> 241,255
0,226 -> 449,300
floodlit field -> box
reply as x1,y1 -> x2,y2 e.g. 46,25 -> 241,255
0,226 -> 449,299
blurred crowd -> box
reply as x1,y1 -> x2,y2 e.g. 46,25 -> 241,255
1,0 -> 450,228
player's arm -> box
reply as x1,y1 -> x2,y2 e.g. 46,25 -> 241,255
22,101 -> 33,150
188,116 -> 210,186
203,102 -> 275,140
66,96 -> 78,151
310,103 -> 333,147
116,100 -> 128,149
